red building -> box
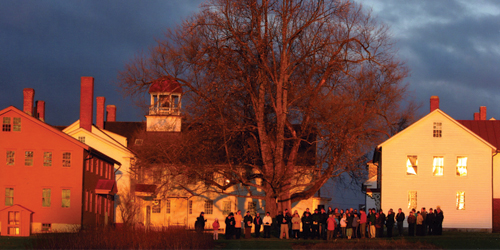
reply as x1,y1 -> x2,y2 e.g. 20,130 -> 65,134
0,86 -> 118,236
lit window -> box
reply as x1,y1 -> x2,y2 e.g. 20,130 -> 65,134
188,200 -> 192,214
25,151 -> 34,166
43,152 -> 52,166
78,136 -> 85,143
42,223 -> 51,232
433,156 -> 444,176
223,201 -> 231,215
8,227 -> 19,235
6,151 -> 15,166
2,117 -> 11,132
8,211 -> 20,225
13,118 -> 21,131
166,199 -> 171,214
42,189 -> 51,207
433,122 -> 442,137
406,155 -> 417,175
457,157 -> 467,176
456,191 -> 465,210
5,188 -> 14,206
408,191 -> 417,210
204,200 -> 213,215
62,189 -> 70,208
62,152 -> 71,167
152,199 -> 161,213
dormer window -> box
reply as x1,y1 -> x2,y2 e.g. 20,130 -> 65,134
433,122 -> 442,137
150,93 -> 181,115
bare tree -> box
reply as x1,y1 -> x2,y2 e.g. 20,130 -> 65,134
119,0 -> 416,216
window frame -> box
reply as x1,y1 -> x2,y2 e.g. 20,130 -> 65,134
6,151 -> 15,166
62,189 -> 71,208
5,188 -> 14,206
408,190 -> 417,210
456,156 -> 468,177
456,191 -> 465,210
152,199 -> 161,213
204,200 -> 214,215
43,152 -> 52,167
42,188 -> 51,207
62,152 -> 71,167
25,151 -> 34,166
433,122 -> 442,138
13,117 -> 21,131
406,155 -> 418,175
2,117 -> 11,132
432,156 -> 444,176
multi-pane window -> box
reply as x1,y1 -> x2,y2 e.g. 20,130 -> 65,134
6,151 -> 15,165
408,191 -> 417,210
42,189 -> 51,207
62,152 -> 71,167
223,201 -> 231,215
42,223 -> 51,232
5,188 -> 14,206
78,136 -> 85,143
433,156 -> 444,176
25,151 -> 34,166
166,199 -> 171,214
188,200 -> 192,214
247,201 -> 256,216
43,152 -> 52,166
456,191 -> 465,210
13,117 -> 21,131
433,122 -> 442,137
457,157 -> 468,176
406,155 -> 418,175
62,189 -> 70,208
2,117 -> 11,131
204,200 -> 214,215
152,199 -> 161,213
8,211 -> 19,225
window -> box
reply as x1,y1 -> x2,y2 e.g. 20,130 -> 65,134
96,194 -> 100,213
78,136 -> 85,143
8,211 -> 20,225
223,201 -> 231,215
433,122 -> 442,137
62,152 -> 71,167
433,156 -> 444,176
89,192 -> 93,212
42,223 -> 51,232
6,151 -> 15,166
2,117 -> 11,131
456,191 -> 465,210
188,200 -> 192,214
204,200 -> 213,215
135,139 -> 143,146
408,191 -> 417,210
85,190 -> 89,211
166,200 -> 171,214
406,155 -> 418,175
62,189 -> 70,208
247,201 -> 256,216
152,199 -> 161,213
13,117 -> 21,131
42,189 -> 51,207
43,152 -> 52,166
457,156 -> 467,176
25,151 -> 33,166
5,188 -> 14,206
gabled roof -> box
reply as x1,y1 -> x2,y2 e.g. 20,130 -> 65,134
0,204 -> 34,213
378,109 -> 496,151
457,120 -> 500,150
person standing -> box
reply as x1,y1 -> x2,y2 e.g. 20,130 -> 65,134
254,212 -> 262,238
396,208 -> 405,237
340,213 -> 347,239
277,211 -> 289,239
386,209 -> 395,237
244,211 -> 253,239
426,208 -> 435,235
416,211 -> 424,236
302,211 -> 312,239
213,218 -> 220,240
311,209 -> 321,239
263,212 -> 272,238
234,210 -> 243,239
225,213 -> 235,239
421,207 -> 428,236
320,208 -> 328,240
359,210 -> 367,238
352,213 -> 360,239
326,214 -> 336,241
292,211 -> 301,239
346,211 -> 353,239
378,209 -> 386,237
435,206 -> 444,235
195,212 -> 207,234
369,209 -> 376,238
407,210 -> 416,236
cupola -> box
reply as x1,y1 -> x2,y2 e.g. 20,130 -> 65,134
146,76 -> 183,132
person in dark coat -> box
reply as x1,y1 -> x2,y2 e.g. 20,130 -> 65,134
407,210 -> 416,236
320,208 -> 329,240
386,209 -> 395,237
435,206 -> 444,235
426,208 -> 435,235
311,209 -> 321,239
375,213 -> 384,238
301,211 -> 312,239
196,212 -> 207,234
378,209 -> 386,237
396,208 -> 405,236
244,211 -> 253,239
253,212 -> 262,238
225,213 -> 235,239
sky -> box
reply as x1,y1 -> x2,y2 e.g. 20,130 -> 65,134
1,0 -> 500,126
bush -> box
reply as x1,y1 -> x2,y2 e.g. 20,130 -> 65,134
33,227 -> 214,249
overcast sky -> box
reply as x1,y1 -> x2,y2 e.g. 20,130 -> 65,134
1,0 -> 500,126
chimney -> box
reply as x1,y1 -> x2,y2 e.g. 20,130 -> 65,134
106,105 -> 116,122
480,106 -> 487,120
96,97 -> 105,129
430,96 -> 439,112
80,77 -> 94,131
23,88 -> 35,116
474,112 -> 480,120
35,100 -> 45,122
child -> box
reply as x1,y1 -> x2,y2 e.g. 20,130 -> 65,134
213,218 -> 220,240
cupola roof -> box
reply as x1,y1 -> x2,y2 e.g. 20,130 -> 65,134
149,76 -> 183,94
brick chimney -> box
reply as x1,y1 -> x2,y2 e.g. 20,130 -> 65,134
480,106 -> 487,120
106,105 -> 116,122
23,88 -> 35,116
80,77 -> 94,131
474,112 -> 480,120
96,97 -> 105,129
430,96 -> 439,112
35,100 -> 45,122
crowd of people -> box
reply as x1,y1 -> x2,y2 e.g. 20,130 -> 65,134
196,206 -> 444,240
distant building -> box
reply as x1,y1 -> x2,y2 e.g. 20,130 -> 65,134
367,96 -> 500,232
